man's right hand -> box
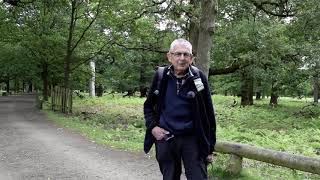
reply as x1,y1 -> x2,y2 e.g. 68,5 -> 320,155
151,126 -> 169,140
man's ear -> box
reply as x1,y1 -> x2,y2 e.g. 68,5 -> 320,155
167,53 -> 172,63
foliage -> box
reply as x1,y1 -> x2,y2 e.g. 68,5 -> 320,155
1,0 -> 319,99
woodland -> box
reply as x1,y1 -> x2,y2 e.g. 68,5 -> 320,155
0,0 -> 319,106
1,1 -> 320,179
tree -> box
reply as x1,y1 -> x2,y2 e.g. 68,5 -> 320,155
63,0 -> 103,89
89,60 -> 95,97
288,0 -> 320,103
196,0 -> 217,77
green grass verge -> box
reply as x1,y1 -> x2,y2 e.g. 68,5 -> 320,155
45,110 -> 144,151
44,94 -> 320,180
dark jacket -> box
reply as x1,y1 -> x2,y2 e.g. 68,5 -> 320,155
143,65 -> 216,158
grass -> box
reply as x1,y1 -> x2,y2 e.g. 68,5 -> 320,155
45,110 -> 145,152
43,94 -> 320,180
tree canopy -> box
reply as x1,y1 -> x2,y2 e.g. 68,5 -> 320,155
0,0 -> 319,105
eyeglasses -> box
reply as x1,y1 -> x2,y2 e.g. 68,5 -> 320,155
170,52 -> 192,58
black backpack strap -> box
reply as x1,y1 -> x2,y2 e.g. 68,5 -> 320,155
155,67 -> 165,94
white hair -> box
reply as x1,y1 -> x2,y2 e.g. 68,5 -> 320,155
169,38 -> 192,54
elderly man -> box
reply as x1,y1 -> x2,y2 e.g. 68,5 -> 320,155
143,38 -> 216,180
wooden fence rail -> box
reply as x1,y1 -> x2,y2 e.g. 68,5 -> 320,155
51,86 -> 72,114
215,141 -> 320,175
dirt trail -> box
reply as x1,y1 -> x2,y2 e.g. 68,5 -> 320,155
0,95 -> 161,180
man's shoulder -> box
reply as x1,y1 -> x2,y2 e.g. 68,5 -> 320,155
156,66 -> 166,75
190,65 -> 207,79
190,65 -> 200,75
154,66 -> 170,90
155,66 -> 169,79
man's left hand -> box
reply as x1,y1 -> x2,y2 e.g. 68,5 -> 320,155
206,154 -> 214,164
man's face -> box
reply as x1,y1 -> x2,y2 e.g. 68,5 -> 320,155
167,45 -> 193,76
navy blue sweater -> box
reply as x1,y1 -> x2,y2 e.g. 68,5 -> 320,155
159,75 -> 193,135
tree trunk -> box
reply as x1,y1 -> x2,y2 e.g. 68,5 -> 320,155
270,82 -> 278,107
63,54 -> 72,113
89,60 -> 96,97
64,0 -> 77,90
28,82 -> 32,93
41,62 -> 49,101
256,80 -> 262,100
313,74 -> 319,104
270,93 -> 278,106
196,0 -> 217,77
139,60 -> 147,97
189,0 -> 200,56
96,84 -> 104,97
240,72 -> 254,106
62,0 -> 76,113
22,80 -> 25,92
189,20 -> 199,56
256,92 -> 261,100
14,78 -> 19,93
313,62 -> 320,104
6,79 -> 9,93
140,87 -> 148,98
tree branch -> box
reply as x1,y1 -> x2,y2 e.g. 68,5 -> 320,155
3,0 -> 35,6
209,60 -> 250,76
248,0 -> 295,17
152,0 -> 167,5
70,40 -> 111,72
114,41 -> 167,54
71,0 -> 102,53
122,0 -> 173,23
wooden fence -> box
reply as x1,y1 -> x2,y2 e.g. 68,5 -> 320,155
215,141 -> 320,175
51,86 -> 72,114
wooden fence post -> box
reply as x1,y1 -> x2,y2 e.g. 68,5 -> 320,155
226,154 -> 243,175
49,86 -> 73,114
60,86 -> 63,112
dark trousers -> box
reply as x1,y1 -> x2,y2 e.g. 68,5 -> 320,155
155,135 -> 207,180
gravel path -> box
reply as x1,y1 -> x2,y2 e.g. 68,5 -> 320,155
0,95 -> 161,180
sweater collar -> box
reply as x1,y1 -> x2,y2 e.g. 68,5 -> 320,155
166,65 -> 195,78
